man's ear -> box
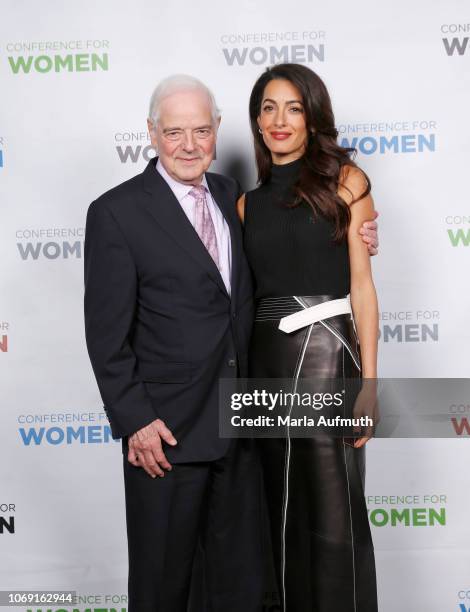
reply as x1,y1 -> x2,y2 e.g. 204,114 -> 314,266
147,119 -> 158,151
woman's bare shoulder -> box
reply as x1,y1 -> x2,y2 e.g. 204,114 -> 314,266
236,193 -> 246,223
338,165 -> 369,205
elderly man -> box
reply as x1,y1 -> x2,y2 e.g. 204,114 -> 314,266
84,74 -> 378,612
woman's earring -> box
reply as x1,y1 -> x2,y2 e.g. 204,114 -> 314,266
258,128 -> 263,134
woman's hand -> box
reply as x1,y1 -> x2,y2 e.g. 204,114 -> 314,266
352,379 -> 379,448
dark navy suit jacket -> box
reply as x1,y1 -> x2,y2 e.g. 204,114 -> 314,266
84,158 -> 254,462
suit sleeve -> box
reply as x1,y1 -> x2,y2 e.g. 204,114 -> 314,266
84,200 -> 158,439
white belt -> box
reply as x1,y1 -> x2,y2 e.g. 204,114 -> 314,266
278,295 -> 352,334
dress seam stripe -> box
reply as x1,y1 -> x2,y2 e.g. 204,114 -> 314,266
280,296 -> 314,612
342,344 -> 358,612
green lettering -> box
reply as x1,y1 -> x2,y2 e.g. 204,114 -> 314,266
429,507 -> 446,526
390,508 -> 410,526
75,54 -> 90,71
35,55 -> 53,73
412,508 -> 427,526
447,228 -> 470,246
369,508 -> 388,527
92,52 -> 109,71
54,55 -> 74,72
8,55 -> 33,74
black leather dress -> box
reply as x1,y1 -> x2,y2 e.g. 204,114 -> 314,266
244,158 -> 378,612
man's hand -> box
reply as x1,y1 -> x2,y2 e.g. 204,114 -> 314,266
128,418 -> 177,478
359,210 -> 379,256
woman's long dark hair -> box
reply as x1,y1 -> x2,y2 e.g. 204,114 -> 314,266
249,63 -> 371,241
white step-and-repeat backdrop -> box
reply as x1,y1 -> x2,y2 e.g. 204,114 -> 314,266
1,0 -> 469,610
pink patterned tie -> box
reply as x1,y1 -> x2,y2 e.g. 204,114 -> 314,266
189,185 -> 220,269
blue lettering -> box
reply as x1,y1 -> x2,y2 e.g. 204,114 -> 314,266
380,136 -> 399,153
46,427 -> 64,445
19,425 -> 117,445
340,137 -> 358,150
340,134 -> 435,155
401,135 -> 415,153
103,425 -> 113,442
67,426 -> 86,444
358,137 -> 377,155
19,427 -> 45,445
418,133 -> 435,152
88,425 -> 102,443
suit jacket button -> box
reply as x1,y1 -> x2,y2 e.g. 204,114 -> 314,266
228,358 -> 236,367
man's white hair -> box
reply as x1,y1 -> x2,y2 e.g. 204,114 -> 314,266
148,74 -> 221,125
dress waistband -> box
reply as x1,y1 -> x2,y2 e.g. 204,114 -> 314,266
255,295 -> 352,333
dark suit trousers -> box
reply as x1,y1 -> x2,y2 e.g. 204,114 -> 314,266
123,439 -> 264,612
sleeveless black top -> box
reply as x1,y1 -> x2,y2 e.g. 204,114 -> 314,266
243,158 -> 350,300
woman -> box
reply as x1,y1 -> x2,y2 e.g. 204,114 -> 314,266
237,64 -> 379,611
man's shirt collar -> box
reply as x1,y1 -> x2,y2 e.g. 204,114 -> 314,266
156,158 -> 209,202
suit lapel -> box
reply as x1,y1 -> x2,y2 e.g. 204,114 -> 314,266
141,159 -> 229,298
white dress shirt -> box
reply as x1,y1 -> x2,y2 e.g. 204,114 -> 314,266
156,159 -> 232,294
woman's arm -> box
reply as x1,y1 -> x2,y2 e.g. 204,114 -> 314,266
236,194 -> 246,223
339,167 -> 379,379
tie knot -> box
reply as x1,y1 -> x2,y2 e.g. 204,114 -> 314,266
189,185 -> 206,200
